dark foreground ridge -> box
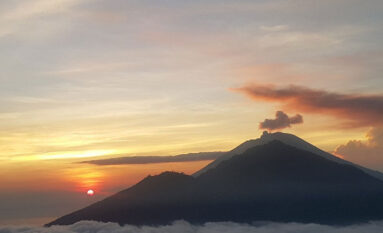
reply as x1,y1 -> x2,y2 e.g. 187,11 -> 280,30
47,138 -> 383,226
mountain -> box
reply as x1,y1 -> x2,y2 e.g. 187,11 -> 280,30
194,131 -> 383,180
47,133 -> 383,226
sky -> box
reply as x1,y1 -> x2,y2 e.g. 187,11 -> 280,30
0,0 -> 383,225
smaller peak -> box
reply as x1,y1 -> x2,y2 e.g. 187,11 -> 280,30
144,171 -> 190,181
158,171 -> 187,177
136,171 -> 193,187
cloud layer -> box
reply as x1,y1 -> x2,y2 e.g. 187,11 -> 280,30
3,220 -> 383,233
80,152 -> 224,165
259,111 -> 303,131
334,128 -> 383,170
234,84 -> 383,127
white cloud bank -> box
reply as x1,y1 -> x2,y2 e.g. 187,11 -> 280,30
2,220 -> 383,233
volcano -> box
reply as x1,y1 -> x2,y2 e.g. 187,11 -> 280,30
47,132 -> 383,226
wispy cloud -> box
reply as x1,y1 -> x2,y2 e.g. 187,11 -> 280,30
80,152 -> 224,165
2,0 -> 80,21
260,25 -> 289,32
0,0 -> 83,37
233,84 -> 383,127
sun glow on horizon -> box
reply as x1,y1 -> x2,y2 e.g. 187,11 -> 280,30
66,168 -> 105,193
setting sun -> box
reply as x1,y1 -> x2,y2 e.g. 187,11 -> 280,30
87,190 -> 94,196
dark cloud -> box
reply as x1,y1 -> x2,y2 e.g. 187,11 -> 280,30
259,111 -> 303,131
233,84 -> 383,127
80,152 -> 224,166
3,220 -> 383,233
334,128 -> 383,171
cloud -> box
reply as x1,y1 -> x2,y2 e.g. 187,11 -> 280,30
334,128 -> 383,171
260,25 -> 289,32
259,111 -> 303,131
3,220 -> 383,233
233,84 -> 383,127
80,152 -> 224,166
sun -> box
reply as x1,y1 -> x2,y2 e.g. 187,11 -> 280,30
87,189 -> 95,196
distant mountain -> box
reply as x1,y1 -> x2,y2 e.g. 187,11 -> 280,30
47,133 -> 383,226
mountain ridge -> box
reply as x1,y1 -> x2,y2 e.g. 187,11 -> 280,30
47,135 -> 383,226
194,131 -> 383,180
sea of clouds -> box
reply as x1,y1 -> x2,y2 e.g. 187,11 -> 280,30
2,220 -> 383,233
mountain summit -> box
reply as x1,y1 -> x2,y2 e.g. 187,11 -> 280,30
47,132 -> 383,226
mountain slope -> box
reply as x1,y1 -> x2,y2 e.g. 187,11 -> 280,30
47,172 -> 196,226
47,140 -> 383,226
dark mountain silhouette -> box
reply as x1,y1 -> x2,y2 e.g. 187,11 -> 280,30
47,134 -> 383,226
194,131 -> 383,180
